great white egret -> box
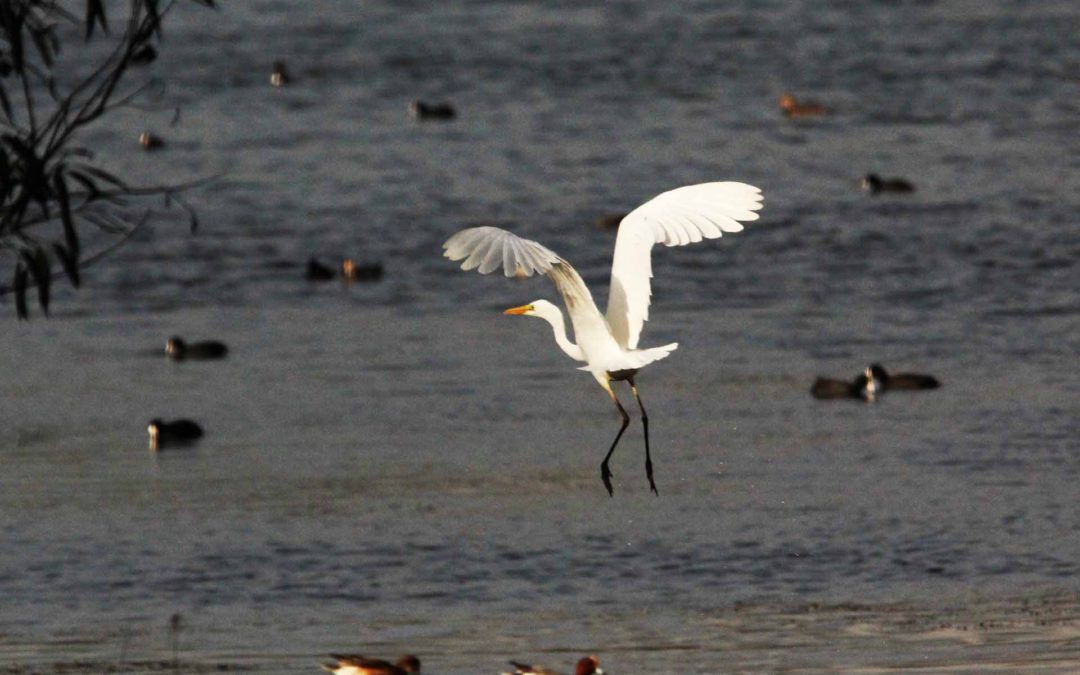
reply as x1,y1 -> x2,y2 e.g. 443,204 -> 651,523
443,182 -> 763,496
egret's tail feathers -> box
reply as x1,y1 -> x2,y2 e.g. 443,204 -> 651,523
632,342 -> 678,368
576,343 -> 678,373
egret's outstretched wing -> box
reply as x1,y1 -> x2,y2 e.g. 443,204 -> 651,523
606,182 -> 763,349
443,226 -> 598,312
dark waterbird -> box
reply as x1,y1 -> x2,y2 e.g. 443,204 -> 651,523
270,60 -> 289,87
812,363 -> 940,401
503,655 -> 603,675
779,92 -> 828,118
409,99 -> 456,120
321,654 -> 421,675
861,173 -> 915,194
138,131 -> 164,150
148,419 -> 204,450
342,258 -> 384,282
305,258 -> 337,281
165,336 -> 228,361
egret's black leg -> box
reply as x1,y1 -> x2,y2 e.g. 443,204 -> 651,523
601,386 -> 630,497
628,378 -> 657,495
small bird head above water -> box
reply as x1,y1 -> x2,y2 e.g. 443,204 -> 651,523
867,363 -> 890,382
271,60 -> 289,87
861,366 -> 881,401
165,336 -> 186,358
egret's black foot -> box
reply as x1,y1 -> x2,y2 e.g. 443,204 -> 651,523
646,459 -> 658,496
601,463 -> 614,497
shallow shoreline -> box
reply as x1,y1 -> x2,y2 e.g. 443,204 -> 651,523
4,589 -> 1078,674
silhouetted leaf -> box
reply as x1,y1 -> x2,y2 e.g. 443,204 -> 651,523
131,44 -> 157,66
85,0 -> 108,39
13,262 -> 29,319
4,6 -> 26,72
52,242 -> 81,288
53,171 -> 80,257
30,25 -> 56,67
0,84 -> 12,122
145,0 -> 162,38
22,249 -> 51,315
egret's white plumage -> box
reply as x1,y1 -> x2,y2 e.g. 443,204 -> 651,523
443,181 -> 763,495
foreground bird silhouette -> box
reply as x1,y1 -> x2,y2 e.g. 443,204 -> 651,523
321,654 -> 420,675
444,182 -> 763,496
502,655 -> 603,675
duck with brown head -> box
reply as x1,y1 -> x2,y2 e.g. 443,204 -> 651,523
779,92 -> 828,118
502,655 -> 603,675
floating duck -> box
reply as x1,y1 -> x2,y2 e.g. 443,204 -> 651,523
321,654 -> 421,675
305,258 -> 336,281
165,337 -> 228,361
138,132 -> 164,150
502,656 -> 603,675
148,419 -> 204,450
779,92 -> 828,118
861,173 -> 915,194
811,363 -> 940,401
271,60 -> 289,87
409,99 -> 456,120
342,259 -> 384,282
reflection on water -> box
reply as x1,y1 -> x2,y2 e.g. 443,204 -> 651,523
1,0 -> 1078,672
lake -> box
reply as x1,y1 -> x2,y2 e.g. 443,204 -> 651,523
1,1 -> 1077,672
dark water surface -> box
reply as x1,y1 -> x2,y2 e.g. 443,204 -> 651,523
1,1 -> 1078,672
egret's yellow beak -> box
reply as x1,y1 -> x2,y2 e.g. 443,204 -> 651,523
503,304 -> 533,315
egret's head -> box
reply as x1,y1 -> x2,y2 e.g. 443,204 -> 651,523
503,299 -> 556,318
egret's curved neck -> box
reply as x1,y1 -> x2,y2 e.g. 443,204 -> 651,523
538,306 -> 587,362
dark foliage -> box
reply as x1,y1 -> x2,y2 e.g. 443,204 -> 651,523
0,0 -> 214,318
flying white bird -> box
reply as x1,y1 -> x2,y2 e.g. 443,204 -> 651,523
443,182 -> 763,496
